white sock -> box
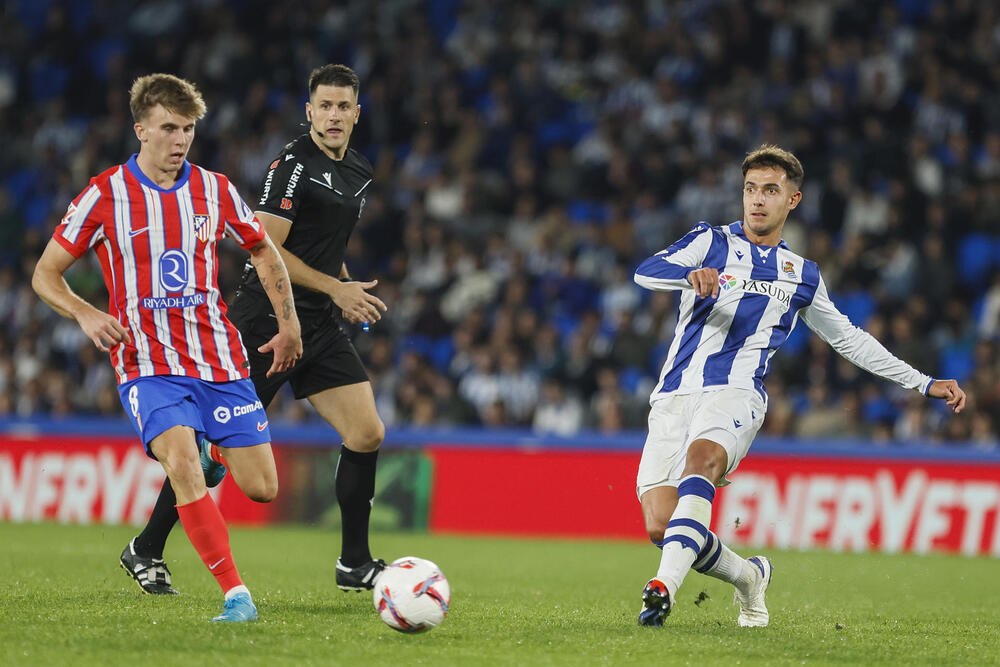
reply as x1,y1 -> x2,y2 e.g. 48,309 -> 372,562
691,531 -> 756,596
224,585 -> 251,601
655,474 -> 716,595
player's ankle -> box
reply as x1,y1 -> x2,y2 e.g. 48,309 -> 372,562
225,585 -> 251,600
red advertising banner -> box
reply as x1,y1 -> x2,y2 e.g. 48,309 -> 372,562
0,435 -> 272,525
426,447 -> 1000,556
426,447 -> 644,539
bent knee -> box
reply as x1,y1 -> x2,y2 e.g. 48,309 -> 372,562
347,419 -> 385,452
244,478 -> 278,503
645,520 -> 669,545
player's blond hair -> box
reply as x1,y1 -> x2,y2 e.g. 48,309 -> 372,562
742,144 -> 804,190
129,73 -> 207,123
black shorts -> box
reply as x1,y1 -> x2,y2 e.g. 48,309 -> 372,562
229,296 -> 369,406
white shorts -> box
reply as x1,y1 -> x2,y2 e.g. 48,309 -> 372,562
636,387 -> 766,500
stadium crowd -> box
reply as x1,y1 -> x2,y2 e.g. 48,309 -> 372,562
1,0 -> 998,447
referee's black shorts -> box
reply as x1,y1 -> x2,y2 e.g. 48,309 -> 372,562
228,296 -> 369,406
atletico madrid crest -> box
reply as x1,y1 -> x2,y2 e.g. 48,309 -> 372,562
193,214 -> 212,242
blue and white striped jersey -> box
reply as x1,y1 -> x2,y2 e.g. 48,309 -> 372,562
634,221 -> 934,405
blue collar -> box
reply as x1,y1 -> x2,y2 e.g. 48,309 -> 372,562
729,221 -> 790,250
125,154 -> 191,193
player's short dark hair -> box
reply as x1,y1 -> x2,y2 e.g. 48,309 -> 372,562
742,144 -> 804,190
129,73 -> 206,123
308,64 -> 360,97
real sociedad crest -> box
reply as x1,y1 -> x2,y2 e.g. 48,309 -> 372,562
193,214 -> 211,242
782,260 -> 797,280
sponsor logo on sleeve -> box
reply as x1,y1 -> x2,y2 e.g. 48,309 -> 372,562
259,167 -> 275,205
280,198 -> 293,210
284,162 -> 303,198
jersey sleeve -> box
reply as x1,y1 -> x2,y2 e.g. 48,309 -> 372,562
255,152 -> 305,221
52,181 -> 106,257
799,273 -> 935,394
633,223 -> 714,292
221,178 -> 267,250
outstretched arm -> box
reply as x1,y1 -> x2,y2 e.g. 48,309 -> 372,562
247,233 -> 302,376
32,240 -> 132,352
254,210 -> 386,324
800,276 -> 967,413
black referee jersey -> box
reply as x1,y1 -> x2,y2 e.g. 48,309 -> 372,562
239,133 -> 373,317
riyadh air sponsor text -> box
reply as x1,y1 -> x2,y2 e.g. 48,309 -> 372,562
141,294 -> 205,309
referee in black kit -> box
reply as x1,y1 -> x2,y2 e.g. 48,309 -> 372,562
120,64 -> 390,594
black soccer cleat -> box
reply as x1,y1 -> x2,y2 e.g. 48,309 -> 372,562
638,578 -> 672,626
120,538 -> 179,595
335,557 -> 386,592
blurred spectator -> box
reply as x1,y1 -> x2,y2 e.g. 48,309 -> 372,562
533,378 -> 585,436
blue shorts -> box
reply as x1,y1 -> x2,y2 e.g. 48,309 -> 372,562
118,376 -> 272,457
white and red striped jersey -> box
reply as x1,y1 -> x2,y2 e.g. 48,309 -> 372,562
52,155 -> 267,384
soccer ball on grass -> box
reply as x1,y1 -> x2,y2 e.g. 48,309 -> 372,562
373,556 -> 450,633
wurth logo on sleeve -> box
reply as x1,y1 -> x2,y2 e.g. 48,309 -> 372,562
284,163 -> 304,198
259,167 -> 275,205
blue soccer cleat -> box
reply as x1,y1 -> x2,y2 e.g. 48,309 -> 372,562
200,438 -> 227,488
211,592 -> 257,623
638,578 -> 672,627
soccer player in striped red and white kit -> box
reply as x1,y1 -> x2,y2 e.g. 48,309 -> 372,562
32,73 -> 303,623
632,145 -> 967,627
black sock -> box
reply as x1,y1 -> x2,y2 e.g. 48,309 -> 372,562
335,444 -> 378,566
132,479 -> 179,559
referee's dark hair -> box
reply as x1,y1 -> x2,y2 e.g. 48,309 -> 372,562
309,64 -> 360,97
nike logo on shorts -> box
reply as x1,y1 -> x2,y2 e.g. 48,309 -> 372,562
257,421 -> 268,431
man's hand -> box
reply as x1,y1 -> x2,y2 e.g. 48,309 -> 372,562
258,328 -> 303,377
76,307 -> 132,352
927,379 -> 967,414
332,279 -> 387,324
687,268 -> 720,298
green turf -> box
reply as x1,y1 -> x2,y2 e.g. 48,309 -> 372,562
0,523 -> 997,666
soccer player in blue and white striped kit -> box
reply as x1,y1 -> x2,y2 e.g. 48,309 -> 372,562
632,145 -> 967,627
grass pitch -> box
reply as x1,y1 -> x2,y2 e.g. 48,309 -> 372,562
0,523 -> 997,666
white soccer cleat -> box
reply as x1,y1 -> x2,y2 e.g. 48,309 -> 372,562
735,555 -> 772,627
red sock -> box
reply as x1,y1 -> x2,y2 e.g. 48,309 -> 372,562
176,492 -> 243,593
209,443 -> 225,465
